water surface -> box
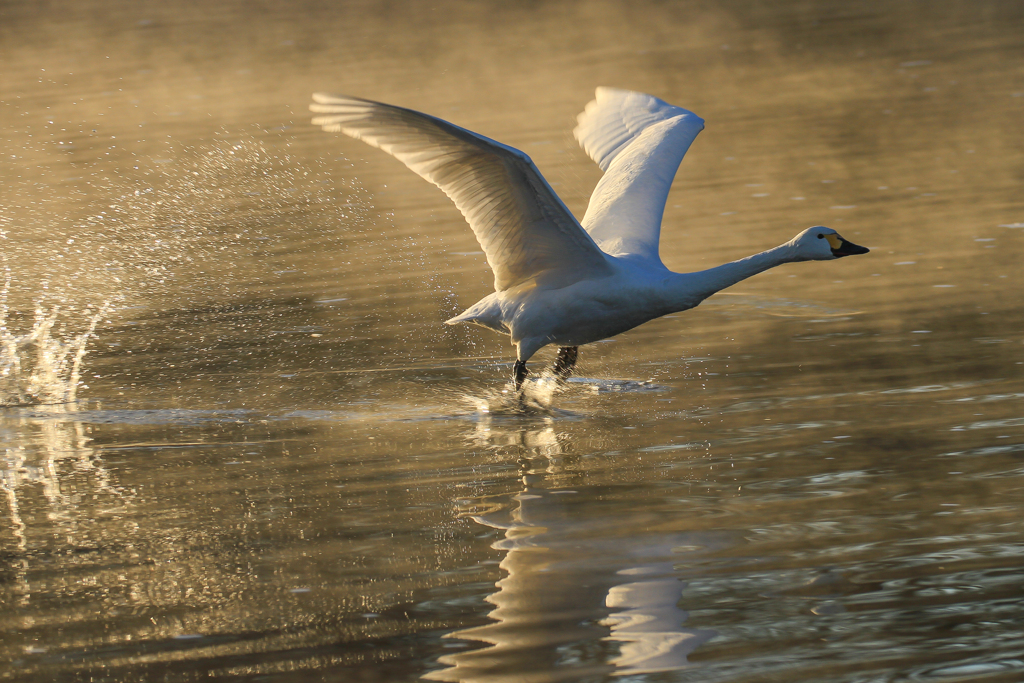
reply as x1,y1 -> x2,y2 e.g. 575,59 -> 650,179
2,1 -> 1024,681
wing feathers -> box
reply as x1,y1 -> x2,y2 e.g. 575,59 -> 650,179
574,88 -> 705,263
575,88 -> 692,171
311,93 -> 612,291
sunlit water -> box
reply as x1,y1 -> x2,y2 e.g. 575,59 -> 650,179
3,1 -> 1024,681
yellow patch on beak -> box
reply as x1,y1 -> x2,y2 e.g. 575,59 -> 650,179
825,234 -> 843,250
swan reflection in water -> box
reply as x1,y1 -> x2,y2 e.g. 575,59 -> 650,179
428,421 -> 718,682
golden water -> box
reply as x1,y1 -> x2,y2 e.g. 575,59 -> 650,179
2,1 -> 1023,681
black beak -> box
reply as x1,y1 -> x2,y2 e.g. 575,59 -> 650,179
831,238 -> 870,258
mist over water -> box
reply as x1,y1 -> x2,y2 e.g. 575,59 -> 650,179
2,1 -> 1024,681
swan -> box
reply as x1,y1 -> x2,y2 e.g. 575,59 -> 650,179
310,87 -> 869,389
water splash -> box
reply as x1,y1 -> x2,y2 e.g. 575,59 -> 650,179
3,133 -> 366,314
461,376 -> 576,417
1,131 -> 365,405
459,373 -> 667,418
0,276 -> 113,406
565,377 -> 666,393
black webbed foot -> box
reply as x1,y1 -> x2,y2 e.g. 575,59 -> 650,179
513,359 -> 528,391
551,346 -> 579,382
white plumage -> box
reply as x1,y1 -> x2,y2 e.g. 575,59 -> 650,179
576,87 -> 705,263
310,88 -> 868,388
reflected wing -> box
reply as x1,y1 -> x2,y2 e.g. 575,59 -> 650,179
574,88 -> 705,264
311,94 -> 613,291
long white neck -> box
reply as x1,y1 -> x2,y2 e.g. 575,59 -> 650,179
664,242 -> 800,312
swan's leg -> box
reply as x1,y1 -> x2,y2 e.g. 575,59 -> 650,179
513,360 -> 528,391
552,346 -> 579,381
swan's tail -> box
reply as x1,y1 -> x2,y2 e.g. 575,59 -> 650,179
445,309 -> 508,334
444,311 -> 473,325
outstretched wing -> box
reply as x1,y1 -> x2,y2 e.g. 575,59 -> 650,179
574,87 -> 705,264
311,94 -> 613,291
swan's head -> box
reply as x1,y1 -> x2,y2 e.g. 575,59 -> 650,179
789,226 -> 869,261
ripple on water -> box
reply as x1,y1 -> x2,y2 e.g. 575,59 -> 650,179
913,659 -> 1024,680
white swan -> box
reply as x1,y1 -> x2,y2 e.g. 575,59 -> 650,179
310,88 -> 869,389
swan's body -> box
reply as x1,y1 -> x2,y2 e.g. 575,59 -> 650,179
310,88 -> 869,387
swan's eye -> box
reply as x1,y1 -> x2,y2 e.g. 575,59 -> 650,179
816,234 -> 825,239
